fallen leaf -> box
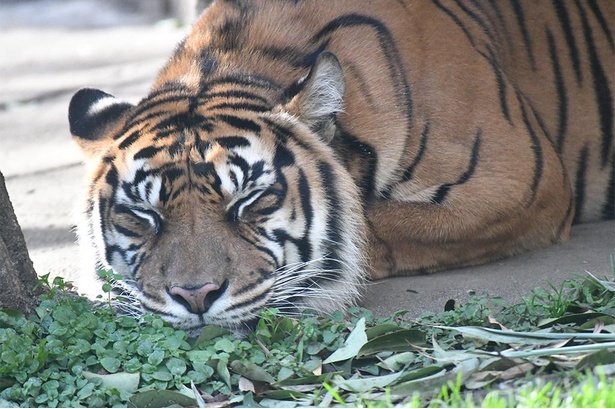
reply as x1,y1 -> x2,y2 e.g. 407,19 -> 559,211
238,376 -> 256,393
82,371 -> 139,394
323,317 -> 368,364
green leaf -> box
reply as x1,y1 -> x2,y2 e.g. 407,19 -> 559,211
186,350 -> 212,364
365,323 -> 402,339
216,360 -> 231,388
323,317 -> 367,364
148,349 -> 165,366
152,370 -> 173,381
378,351 -> 417,372
277,366 -> 294,382
263,389 -> 309,400
390,358 -> 479,395
100,357 -> 121,373
0,377 -> 15,391
436,326 -> 615,344
0,398 -> 19,408
214,338 -> 236,354
77,383 -> 95,400
576,349 -> 615,371
259,398 -> 299,408
336,371 -> 405,393
129,390 -> 197,408
82,371 -> 139,394
231,360 -> 276,384
538,312 -> 612,328
166,357 -> 187,376
192,325 -> 232,347
277,372 -> 339,386
358,329 -> 426,357
396,365 -> 445,383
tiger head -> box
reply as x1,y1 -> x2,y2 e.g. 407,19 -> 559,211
68,52 -> 366,332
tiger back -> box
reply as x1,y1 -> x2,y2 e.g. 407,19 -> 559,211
68,0 -> 614,330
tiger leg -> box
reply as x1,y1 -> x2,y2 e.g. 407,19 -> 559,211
366,143 -> 574,279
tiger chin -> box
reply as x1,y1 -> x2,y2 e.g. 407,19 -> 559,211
68,0 -> 614,332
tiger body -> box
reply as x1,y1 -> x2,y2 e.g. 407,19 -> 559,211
69,0 -> 614,331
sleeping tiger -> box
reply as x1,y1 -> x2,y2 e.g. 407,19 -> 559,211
68,0 -> 614,331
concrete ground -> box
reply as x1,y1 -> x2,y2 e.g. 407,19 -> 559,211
1,1 -> 613,318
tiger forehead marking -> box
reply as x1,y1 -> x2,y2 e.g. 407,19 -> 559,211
70,0 -> 613,333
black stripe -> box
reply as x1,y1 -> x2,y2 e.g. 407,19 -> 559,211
132,168 -> 151,187
552,0 -> 583,84
261,117 -> 314,153
311,13 -> 413,161
128,94 -> 189,123
297,169 -> 313,257
203,90 -> 269,104
214,136 -> 251,150
510,0 -> 536,70
433,128 -> 482,205
118,130 -> 140,150
206,101 -> 270,112
170,184 -> 188,201
162,167 -> 184,184
586,0 -> 614,51
453,0 -> 497,44
132,251 -> 147,278
232,270 -> 272,297
345,63 -> 376,107
250,230 -> 281,265
575,0 -> 613,167
573,145 -> 589,223
546,28 -> 568,155
271,225 -> 312,264
198,47 -> 218,75
517,90 -> 544,206
202,73 -> 283,92
121,181 -> 140,202
217,114 -> 262,134
228,154 -> 251,186
105,165 -> 119,188
215,17 -> 247,51
402,120 -> 430,182
113,223 -> 140,238
480,45 -> 512,125
335,124 -> 378,200
256,40 -> 329,70
225,289 -> 270,314
432,0 -> 477,47
248,160 -> 268,182
486,0 -> 513,50
556,190 -> 575,237
603,161 -> 615,220
273,143 -> 295,168
104,244 -> 124,267
133,145 -> 163,160
152,113 -> 211,133
317,161 -> 343,280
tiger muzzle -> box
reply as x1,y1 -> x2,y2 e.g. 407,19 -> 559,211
168,280 -> 228,314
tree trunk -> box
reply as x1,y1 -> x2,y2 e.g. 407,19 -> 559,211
0,170 -> 40,314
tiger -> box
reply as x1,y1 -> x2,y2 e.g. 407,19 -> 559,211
68,0 -> 614,332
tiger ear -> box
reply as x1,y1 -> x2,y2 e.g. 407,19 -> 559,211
284,51 -> 345,143
68,88 -> 133,158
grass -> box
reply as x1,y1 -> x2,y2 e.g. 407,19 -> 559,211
1,265 -> 614,408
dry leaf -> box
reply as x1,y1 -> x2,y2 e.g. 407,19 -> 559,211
238,376 -> 255,393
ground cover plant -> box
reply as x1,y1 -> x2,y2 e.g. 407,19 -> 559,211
1,265 -> 614,408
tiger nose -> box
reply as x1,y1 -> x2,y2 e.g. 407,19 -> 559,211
169,282 -> 224,314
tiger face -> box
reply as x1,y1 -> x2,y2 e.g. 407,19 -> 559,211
69,53 -> 366,332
